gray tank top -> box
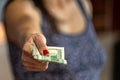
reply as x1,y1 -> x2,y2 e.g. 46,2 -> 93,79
5,0 -> 106,80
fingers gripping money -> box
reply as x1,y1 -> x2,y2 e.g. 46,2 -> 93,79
32,43 -> 67,64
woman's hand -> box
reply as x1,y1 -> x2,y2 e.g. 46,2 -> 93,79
22,33 -> 49,71
4,0 -> 49,71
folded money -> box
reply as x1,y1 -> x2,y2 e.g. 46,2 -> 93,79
32,44 -> 67,64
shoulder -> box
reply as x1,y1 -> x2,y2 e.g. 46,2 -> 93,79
4,0 -> 41,26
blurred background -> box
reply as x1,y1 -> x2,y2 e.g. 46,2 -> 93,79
0,0 -> 120,80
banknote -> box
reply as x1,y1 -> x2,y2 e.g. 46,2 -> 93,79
32,44 -> 67,64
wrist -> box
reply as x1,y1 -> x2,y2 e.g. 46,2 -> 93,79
19,30 -> 42,48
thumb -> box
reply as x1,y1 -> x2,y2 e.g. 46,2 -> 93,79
22,35 -> 34,56
33,34 -> 49,56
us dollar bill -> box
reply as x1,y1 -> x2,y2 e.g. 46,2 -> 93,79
32,44 -> 67,64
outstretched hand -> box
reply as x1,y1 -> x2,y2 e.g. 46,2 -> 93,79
22,33 -> 49,71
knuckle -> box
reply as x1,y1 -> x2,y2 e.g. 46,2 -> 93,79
23,45 -> 33,53
43,65 -> 48,71
21,55 -> 27,62
42,68 -> 47,71
45,66 -> 48,70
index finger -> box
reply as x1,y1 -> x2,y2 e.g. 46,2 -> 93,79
33,34 -> 49,56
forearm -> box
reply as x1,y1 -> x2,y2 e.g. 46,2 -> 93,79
4,0 -> 41,47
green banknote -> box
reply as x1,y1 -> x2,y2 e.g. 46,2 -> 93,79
32,44 -> 67,64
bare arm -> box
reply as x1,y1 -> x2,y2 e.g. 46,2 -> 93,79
4,0 -> 49,71
5,0 -> 41,47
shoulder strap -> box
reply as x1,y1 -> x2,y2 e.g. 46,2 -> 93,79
77,0 -> 91,20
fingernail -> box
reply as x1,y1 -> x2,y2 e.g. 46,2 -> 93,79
43,50 -> 49,55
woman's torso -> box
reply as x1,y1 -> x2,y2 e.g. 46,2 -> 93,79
6,0 -> 106,80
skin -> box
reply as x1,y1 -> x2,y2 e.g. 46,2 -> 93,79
4,0 -> 92,71
42,0 -> 86,35
5,0 -> 48,71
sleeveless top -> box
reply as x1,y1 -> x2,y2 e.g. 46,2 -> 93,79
6,0 -> 106,80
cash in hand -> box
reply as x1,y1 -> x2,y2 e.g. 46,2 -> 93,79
32,43 -> 67,64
